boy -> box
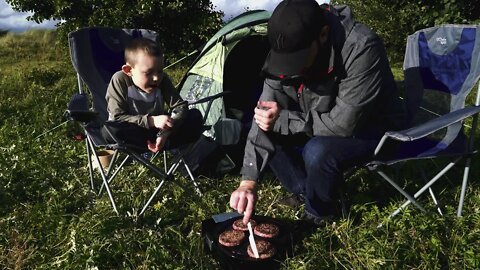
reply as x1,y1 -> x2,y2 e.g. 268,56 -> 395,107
102,37 -> 202,153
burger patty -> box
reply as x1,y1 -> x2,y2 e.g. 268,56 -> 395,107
232,218 -> 257,231
218,229 -> 245,247
247,239 -> 276,259
254,223 -> 280,238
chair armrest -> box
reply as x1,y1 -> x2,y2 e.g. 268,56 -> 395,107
374,105 -> 480,155
188,91 -> 232,123
188,91 -> 231,105
65,93 -> 98,123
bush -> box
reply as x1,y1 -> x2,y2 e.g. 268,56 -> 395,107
6,0 -> 223,62
0,29 -> 8,37
332,0 -> 480,63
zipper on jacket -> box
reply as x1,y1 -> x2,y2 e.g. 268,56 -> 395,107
297,83 -> 305,110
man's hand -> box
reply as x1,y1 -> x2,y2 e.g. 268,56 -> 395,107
148,115 -> 174,130
230,180 -> 257,224
147,136 -> 167,153
254,101 -> 280,132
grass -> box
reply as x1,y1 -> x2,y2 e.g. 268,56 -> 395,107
0,30 -> 479,269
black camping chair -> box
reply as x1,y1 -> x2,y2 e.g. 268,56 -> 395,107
65,27 -> 226,216
365,24 -> 480,225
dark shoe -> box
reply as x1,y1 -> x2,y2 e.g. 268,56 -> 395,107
302,209 -> 335,226
277,194 -> 305,209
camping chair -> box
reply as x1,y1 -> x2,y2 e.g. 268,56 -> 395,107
65,27 -> 226,216
366,24 -> 480,224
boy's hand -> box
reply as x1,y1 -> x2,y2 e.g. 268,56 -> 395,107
148,115 -> 174,130
147,136 -> 167,153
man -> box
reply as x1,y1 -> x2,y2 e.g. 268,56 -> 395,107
230,0 -> 405,225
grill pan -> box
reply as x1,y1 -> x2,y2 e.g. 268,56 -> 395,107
201,214 -> 295,270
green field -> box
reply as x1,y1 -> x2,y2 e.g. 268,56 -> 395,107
0,30 -> 479,269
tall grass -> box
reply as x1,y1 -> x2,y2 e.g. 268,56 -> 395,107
0,30 -> 479,269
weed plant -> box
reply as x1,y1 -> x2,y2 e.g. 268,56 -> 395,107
0,30 -> 479,269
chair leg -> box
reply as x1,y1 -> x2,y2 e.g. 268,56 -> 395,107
457,157 -> 472,217
378,158 -> 461,226
98,155 -> 131,195
418,163 -> 443,215
377,170 -> 427,213
163,151 -> 168,172
139,178 -> 167,216
428,187 -> 443,215
86,138 -> 95,190
408,158 -> 460,218
166,158 -> 201,195
125,150 -> 174,216
90,145 -> 118,214
180,158 -> 202,195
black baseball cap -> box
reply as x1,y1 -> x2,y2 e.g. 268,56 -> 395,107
264,0 -> 325,77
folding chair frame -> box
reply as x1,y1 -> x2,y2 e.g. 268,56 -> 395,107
68,90 -> 229,216
67,53 -> 228,216
140,91 -> 231,215
370,83 -> 480,226
355,24 -> 480,226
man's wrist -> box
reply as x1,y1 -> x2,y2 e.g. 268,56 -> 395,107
239,180 -> 257,190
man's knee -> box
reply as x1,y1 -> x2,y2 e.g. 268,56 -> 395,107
302,136 -> 337,168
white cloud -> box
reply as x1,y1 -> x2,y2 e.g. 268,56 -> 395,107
211,0 -> 330,21
0,0 -> 58,32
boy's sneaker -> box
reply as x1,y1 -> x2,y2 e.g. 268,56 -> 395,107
129,152 -> 153,165
142,151 -> 153,160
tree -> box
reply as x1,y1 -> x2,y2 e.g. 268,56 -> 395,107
331,0 -> 480,63
6,0 -> 224,61
0,29 -> 9,37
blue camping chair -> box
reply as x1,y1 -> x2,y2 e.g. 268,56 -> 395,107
65,27 -> 225,216
367,24 -> 480,224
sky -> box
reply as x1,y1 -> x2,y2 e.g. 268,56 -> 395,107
0,0 -> 58,32
211,0 -> 329,21
0,0 -> 329,32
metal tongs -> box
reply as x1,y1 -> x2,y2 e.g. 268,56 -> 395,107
247,222 -> 259,258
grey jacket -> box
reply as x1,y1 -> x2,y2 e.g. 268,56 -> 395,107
106,71 -> 187,136
240,5 -> 406,181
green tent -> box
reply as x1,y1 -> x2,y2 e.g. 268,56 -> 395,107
178,10 -> 271,174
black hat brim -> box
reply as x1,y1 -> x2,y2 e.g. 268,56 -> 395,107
264,46 -> 311,77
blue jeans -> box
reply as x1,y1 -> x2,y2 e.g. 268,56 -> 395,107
268,135 -> 380,217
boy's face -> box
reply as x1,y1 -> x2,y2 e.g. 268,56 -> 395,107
123,52 -> 164,93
